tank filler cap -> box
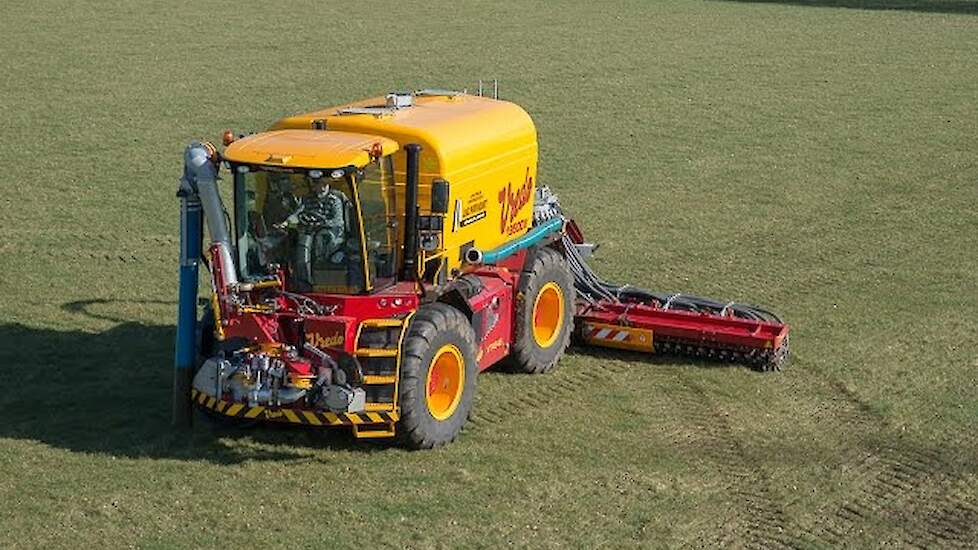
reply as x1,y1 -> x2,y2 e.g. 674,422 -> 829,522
386,92 -> 414,109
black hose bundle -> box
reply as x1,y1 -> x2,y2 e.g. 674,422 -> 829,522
561,232 -> 783,323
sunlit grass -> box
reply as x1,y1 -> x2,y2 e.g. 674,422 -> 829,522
1,0 -> 977,547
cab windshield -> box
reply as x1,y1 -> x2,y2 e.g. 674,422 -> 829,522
233,156 -> 398,294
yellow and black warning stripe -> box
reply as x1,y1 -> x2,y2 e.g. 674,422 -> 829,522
191,389 -> 398,426
582,321 -> 655,353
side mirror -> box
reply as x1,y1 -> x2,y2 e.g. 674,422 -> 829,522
431,179 -> 450,214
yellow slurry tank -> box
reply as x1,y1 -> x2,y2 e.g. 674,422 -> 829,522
271,91 -> 539,276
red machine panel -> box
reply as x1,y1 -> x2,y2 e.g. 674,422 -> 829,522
303,316 -> 358,354
468,271 -> 517,371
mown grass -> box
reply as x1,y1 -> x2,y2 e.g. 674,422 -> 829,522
1,1 -> 977,548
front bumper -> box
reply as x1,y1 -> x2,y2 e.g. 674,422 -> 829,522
191,389 -> 398,427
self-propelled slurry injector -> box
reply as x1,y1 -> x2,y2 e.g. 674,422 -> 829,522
173,90 -> 789,448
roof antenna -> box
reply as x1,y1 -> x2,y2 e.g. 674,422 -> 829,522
493,79 -> 498,99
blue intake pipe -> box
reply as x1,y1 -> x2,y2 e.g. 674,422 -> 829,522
173,142 -> 218,429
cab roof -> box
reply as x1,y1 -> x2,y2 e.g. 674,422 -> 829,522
270,93 -> 537,175
222,129 -> 398,169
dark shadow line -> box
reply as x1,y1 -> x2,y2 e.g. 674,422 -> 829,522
62,298 -> 178,324
712,0 -> 978,15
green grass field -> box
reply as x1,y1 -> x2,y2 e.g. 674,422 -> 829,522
2,0 -> 977,547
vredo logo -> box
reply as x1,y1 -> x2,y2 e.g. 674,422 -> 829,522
307,331 -> 343,349
498,167 -> 533,236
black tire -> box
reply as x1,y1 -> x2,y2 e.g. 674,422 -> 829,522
195,306 -> 216,368
397,303 -> 479,449
510,246 -> 575,374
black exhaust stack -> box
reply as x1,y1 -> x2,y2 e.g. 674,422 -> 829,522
401,143 -> 422,281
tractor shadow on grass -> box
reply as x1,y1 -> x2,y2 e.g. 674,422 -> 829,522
0,301 -> 391,464
2,299 -> 763,462
714,0 -> 978,15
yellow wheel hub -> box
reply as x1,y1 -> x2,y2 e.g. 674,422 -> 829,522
532,281 -> 565,348
426,344 -> 465,421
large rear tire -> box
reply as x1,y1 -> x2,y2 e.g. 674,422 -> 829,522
510,246 -> 575,374
397,303 -> 479,449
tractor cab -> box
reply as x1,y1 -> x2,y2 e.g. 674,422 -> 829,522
224,130 -> 401,295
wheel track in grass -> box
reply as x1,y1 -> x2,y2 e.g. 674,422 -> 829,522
471,351 -> 978,549
794,372 -> 978,549
809,445 -> 945,546
664,376 -> 805,550
670,365 -> 978,549
470,350 -> 804,549
467,354 -> 730,547
5,234 -> 178,265
806,445 -> 978,549
912,478 -> 978,549
467,348 -> 633,428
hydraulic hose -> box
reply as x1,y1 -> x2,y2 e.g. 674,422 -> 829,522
535,187 -> 782,324
562,231 -> 782,323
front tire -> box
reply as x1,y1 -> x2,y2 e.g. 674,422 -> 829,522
510,246 -> 575,374
397,303 -> 479,449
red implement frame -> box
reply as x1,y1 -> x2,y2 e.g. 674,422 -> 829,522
576,300 -> 790,369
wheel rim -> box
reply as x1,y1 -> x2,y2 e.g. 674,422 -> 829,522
426,344 -> 465,420
532,281 -> 564,348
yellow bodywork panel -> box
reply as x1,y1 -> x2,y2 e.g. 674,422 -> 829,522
271,93 -> 539,273
223,129 -> 399,169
